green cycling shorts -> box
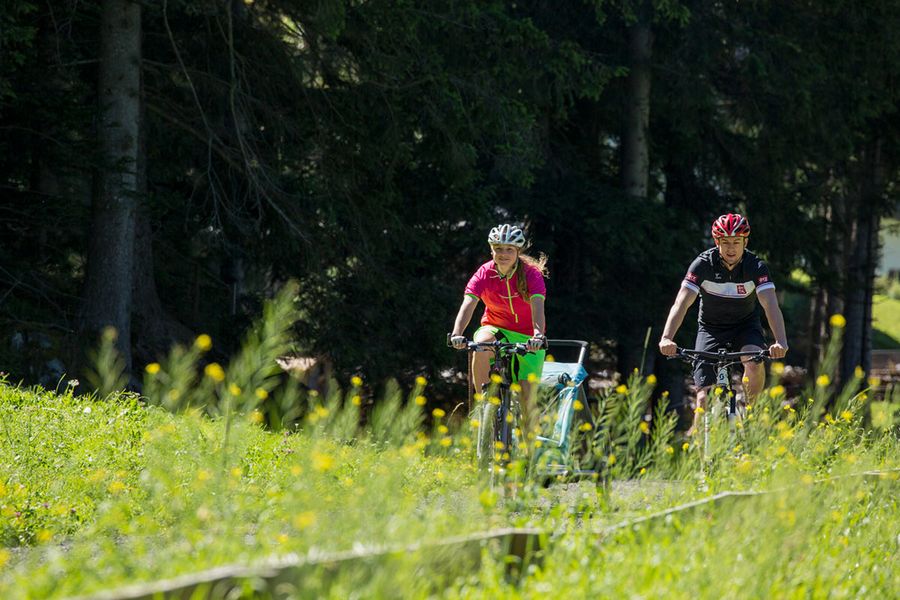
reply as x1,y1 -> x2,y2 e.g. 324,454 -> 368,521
474,325 -> 545,383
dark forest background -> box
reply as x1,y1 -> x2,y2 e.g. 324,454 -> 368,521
1,0 -> 898,407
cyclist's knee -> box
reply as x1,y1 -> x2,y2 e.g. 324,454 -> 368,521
743,361 -> 763,377
696,388 -> 709,407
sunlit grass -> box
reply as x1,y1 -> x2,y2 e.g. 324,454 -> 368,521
0,304 -> 898,598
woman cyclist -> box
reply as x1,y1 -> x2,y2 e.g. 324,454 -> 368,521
450,224 -> 549,407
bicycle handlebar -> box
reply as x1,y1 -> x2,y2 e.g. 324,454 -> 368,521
446,334 -> 548,355
669,347 -> 770,365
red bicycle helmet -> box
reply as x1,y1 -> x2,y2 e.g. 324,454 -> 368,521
711,213 -> 750,238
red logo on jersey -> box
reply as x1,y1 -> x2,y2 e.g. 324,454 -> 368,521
757,275 -> 768,284
737,284 -> 746,295
686,272 -> 698,283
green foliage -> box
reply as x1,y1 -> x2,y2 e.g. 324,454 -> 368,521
1,301 -> 899,598
0,0 -> 898,392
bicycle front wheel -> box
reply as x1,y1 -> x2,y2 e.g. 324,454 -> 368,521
475,399 -> 498,468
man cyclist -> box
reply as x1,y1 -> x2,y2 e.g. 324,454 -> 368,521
450,224 -> 548,406
658,213 -> 788,434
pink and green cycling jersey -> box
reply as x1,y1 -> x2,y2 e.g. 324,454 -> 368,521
464,260 -> 546,336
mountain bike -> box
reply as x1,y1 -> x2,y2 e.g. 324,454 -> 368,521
669,347 -> 770,459
448,335 -> 546,470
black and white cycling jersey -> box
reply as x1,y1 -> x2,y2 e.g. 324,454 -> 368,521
681,248 -> 775,327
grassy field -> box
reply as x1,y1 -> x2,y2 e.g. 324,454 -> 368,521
873,293 -> 900,349
1,294 -> 898,598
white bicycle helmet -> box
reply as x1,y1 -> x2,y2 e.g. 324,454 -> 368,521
487,224 -> 526,248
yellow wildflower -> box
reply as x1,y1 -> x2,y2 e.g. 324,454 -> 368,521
840,410 -> 853,423
145,363 -> 161,375
228,383 -> 241,396
771,362 -> 785,375
573,400 -> 584,410
579,422 -> 593,432
527,373 -> 539,383
293,512 -> 316,530
204,363 -> 225,382
816,374 -> 830,387
440,437 -> 452,447
829,314 -> 846,328
311,451 -> 335,472
351,375 -> 363,387
194,334 -> 212,351
432,408 -> 446,418
854,366 -> 864,379
647,374 -> 657,385
437,425 -> 449,434
666,446 -> 674,455
490,374 -> 502,384
415,376 -> 427,386
682,442 -> 690,451
255,388 -> 268,400
607,454 -> 617,466
769,385 -> 785,398
510,383 -> 522,393
639,421 -> 650,434
352,395 -> 362,406
615,384 -> 628,394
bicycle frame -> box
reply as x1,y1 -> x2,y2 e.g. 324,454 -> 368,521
670,347 -> 769,460
448,335 -> 544,469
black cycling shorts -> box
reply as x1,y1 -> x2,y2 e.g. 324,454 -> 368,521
692,321 -> 767,388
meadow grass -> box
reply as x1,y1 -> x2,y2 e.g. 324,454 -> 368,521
0,292 -> 898,598
872,293 -> 900,348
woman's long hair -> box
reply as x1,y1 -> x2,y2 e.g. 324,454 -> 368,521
515,252 -> 549,301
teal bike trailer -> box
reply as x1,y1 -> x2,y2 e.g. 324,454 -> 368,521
534,340 -> 595,478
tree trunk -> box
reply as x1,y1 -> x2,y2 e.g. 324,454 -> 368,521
132,210 -> 194,364
841,138 -> 885,383
621,15 -> 653,200
79,0 -> 142,373
129,44 -> 193,367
